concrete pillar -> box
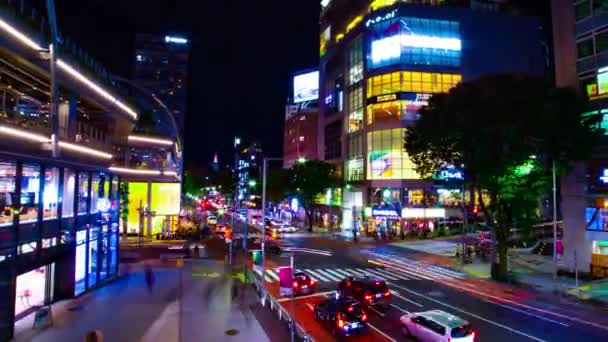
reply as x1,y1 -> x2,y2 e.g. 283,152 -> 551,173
58,95 -> 77,139
561,162 -> 592,273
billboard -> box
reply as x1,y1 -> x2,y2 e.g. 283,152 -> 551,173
367,16 -> 461,69
293,71 -> 319,103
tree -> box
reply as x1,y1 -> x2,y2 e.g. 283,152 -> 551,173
405,74 -> 600,280
119,182 -> 130,236
289,160 -> 342,232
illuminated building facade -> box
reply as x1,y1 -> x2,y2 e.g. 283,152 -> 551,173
0,6 -> 180,339
283,106 -> 321,168
319,0 -> 545,235
234,138 -> 264,208
552,0 -> 608,277
132,33 -> 190,137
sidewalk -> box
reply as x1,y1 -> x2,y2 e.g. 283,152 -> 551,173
12,261 -> 272,342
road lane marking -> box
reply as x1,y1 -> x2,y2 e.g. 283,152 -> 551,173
367,322 -> 397,342
483,299 -> 569,327
390,303 -> 410,314
368,305 -> 386,317
277,291 -> 335,302
388,282 -> 547,342
372,260 -> 434,281
305,269 -> 331,282
391,292 -> 424,307
330,269 -> 352,278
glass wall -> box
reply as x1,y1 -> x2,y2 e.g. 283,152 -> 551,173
367,17 -> 461,69
20,165 -> 40,224
348,85 -> 364,132
367,72 -> 462,98
88,226 -> 99,287
62,169 -> 76,218
90,173 -> 101,214
0,161 -> 16,227
43,167 -> 60,220
347,158 -> 365,181
78,172 -> 90,215
127,182 -> 148,233
348,37 -> 364,85
367,128 -> 419,180
74,230 -> 87,295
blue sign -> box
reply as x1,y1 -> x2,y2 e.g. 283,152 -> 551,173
600,168 -> 608,184
372,206 -> 400,217
438,166 -> 464,181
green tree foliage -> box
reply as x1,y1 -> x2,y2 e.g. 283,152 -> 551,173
119,182 -> 129,234
289,161 -> 342,232
405,74 -> 600,280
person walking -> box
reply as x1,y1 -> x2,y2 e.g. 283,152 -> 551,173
144,265 -> 155,294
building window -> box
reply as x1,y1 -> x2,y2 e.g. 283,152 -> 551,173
368,100 -> 405,124
299,136 -> 305,142
348,85 -> 364,132
348,132 -> 363,159
367,128 -> 419,180
367,72 -> 461,98
576,1 -> 591,21
43,167 -> 60,220
348,37 -> 364,85
62,169 -> 76,218
347,158 -> 364,181
91,173 -> 101,214
78,172 -> 90,215
594,0 -> 608,15
20,164 -> 40,224
578,39 -> 594,58
0,160 -> 16,227
596,30 -> 608,53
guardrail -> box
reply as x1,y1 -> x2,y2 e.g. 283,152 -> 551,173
250,274 -> 315,342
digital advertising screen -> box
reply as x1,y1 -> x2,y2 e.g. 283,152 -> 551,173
598,67 -> 608,95
367,16 -> 461,69
151,182 -> 181,215
293,71 -> 319,103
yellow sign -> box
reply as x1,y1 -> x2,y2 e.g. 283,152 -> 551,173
377,94 -> 398,102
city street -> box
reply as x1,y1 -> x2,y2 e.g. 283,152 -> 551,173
244,226 -> 608,342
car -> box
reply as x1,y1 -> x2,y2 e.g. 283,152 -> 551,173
400,310 -> 476,342
337,276 -> 391,307
278,224 -> 298,233
292,272 -> 316,295
314,296 -> 367,336
207,216 -> 217,225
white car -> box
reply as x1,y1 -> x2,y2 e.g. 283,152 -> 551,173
207,216 -> 217,225
400,310 -> 476,342
279,225 -> 298,233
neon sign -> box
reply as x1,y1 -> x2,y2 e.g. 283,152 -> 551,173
600,169 -> 608,183
165,36 -> 188,44
365,10 -> 397,27
371,34 -> 462,64
372,207 -> 400,217
438,166 -> 464,181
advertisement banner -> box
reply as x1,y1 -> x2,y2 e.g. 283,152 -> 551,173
279,266 -> 294,297
252,250 -> 263,272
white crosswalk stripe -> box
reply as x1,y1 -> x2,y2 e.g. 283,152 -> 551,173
305,269 -> 331,282
315,269 -> 342,282
266,270 -> 279,281
371,267 -> 411,281
364,251 -> 466,281
330,269 -> 352,278
363,268 -> 401,281
322,268 -> 348,281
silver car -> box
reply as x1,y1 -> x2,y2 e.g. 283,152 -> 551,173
400,310 -> 476,342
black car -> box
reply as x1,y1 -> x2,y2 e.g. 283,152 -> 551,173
293,272 -> 316,295
314,296 -> 367,336
337,276 -> 391,307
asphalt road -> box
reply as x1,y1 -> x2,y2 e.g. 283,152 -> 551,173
249,230 -> 608,342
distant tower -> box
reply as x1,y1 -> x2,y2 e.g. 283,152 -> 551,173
211,152 -> 220,172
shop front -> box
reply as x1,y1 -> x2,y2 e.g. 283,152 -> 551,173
368,206 -> 402,238
14,265 -> 52,319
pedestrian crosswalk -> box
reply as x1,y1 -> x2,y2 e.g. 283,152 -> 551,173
253,259 -> 465,283
363,250 -> 466,282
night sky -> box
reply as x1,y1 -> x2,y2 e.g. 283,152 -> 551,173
55,0 -> 320,168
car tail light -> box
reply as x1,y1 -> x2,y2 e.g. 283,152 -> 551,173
362,312 -> 367,321
364,293 -> 373,301
293,281 -> 298,288
375,281 -> 380,285
310,279 -> 316,285
338,319 -> 345,328
471,330 -> 477,340
348,306 -> 354,312
383,290 -> 391,297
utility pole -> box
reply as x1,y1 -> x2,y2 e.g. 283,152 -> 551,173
261,158 -> 268,282
552,160 -> 558,280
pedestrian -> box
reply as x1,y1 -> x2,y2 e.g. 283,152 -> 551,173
84,330 -> 103,342
144,265 -> 155,294
194,244 -> 200,258
352,228 -> 358,243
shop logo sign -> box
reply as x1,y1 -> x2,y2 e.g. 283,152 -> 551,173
600,168 -> 608,184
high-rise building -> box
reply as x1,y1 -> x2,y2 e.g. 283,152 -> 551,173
551,0 -> 608,277
132,33 -> 190,137
233,138 -> 264,208
319,0 -> 547,235
283,105 -> 321,168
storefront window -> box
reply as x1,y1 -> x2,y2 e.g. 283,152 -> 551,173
15,267 -> 47,317
74,230 -> 87,295
348,85 -> 363,132
348,37 -> 364,85
369,188 -> 402,206
43,167 -> 60,220
88,226 -> 99,288
367,72 -> 462,99
62,169 -> 76,218
367,101 -> 405,124
367,129 -> 419,180
20,164 -> 40,224
0,161 -> 16,227
78,172 -> 90,214
90,173 -> 101,214
347,158 -> 364,181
